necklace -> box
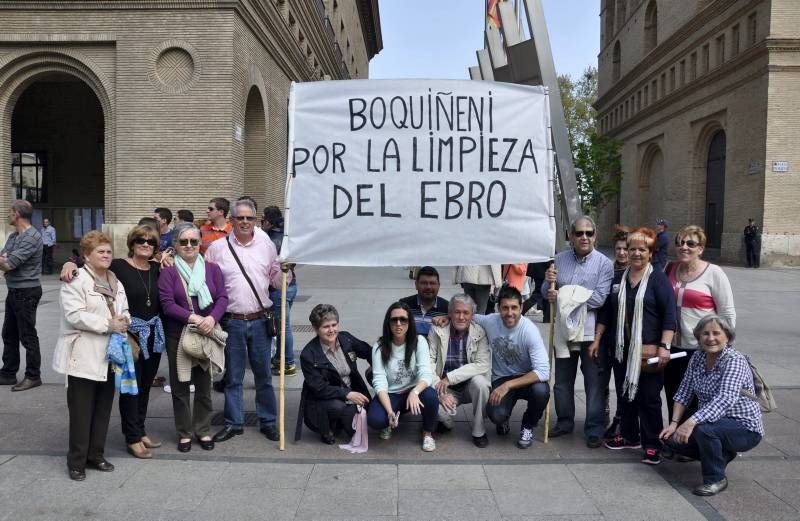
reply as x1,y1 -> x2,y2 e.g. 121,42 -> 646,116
134,262 -> 153,307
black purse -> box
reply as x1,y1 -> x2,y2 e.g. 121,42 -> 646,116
225,238 -> 279,337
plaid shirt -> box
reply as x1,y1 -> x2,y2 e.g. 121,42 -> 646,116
674,346 -> 764,435
442,326 -> 468,376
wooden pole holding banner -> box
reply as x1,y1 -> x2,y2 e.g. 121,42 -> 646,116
278,268 -> 288,451
543,274 -> 556,443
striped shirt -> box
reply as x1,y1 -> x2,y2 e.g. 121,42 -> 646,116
674,346 -> 764,435
2,226 -> 43,288
199,221 -> 233,255
541,248 -> 614,339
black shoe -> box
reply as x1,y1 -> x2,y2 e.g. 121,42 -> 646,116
0,374 -> 17,386
496,420 -> 510,436
260,425 -> 279,441
586,436 -> 602,449
212,379 -> 225,393
321,432 -> 336,445
178,439 -> 192,453
88,459 -> 114,472
212,425 -> 243,443
548,426 -> 572,438
472,434 -> 489,448
69,468 -> 86,481
198,437 -> 214,451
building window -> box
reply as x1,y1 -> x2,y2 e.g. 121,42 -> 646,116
624,100 -> 629,120
669,66 -> 676,91
732,24 -> 740,56
605,0 -> 616,45
616,0 -> 627,28
702,43 -> 710,73
644,0 -> 658,52
631,95 -> 635,115
612,41 -> 621,82
679,59 -> 686,86
716,34 -> 726,66
643,85 -> 649,106
651,79 -> 657,103
637,90 -> 642,111
660,72 -> 666,98
690,52 -> 697,80
11,152 -> 45,203
748,12 -> 757,45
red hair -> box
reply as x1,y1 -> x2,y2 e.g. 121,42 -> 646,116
626,227 -> 657,255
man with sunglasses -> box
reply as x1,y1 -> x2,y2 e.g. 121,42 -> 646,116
205,199 -> 291,444
542,216 -> 614,448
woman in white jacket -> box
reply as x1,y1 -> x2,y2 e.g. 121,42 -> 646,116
453,265 -> 502,315
53,231 -> 130,481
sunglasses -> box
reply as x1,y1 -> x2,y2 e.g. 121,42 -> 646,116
207,206 -> 217,212
235,216 -> 257,222
676,239 -> 699,248
390,316 -> 409,325
134,237 -> 158,247
573,230 -> 596,238
178,238 -> 200,247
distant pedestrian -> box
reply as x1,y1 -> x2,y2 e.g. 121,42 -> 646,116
743,219 -> 760,268
653,218 -> 669,272
0,200 -> 44,391
176,209 -> 194,224
453,265 -> 503,316
153,207 -> 174,251
41,217 -> 56,275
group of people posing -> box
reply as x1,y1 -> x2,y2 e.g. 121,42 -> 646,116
0,197 -> 763,498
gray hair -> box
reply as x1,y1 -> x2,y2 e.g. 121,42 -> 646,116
232,199 -> 257,217
693,314 -> 736,343
172,222 -> 201,247
10,199 -> 33,221
449,293 -> 476,313
570,215 -> 596,234
309,303 -> 339,330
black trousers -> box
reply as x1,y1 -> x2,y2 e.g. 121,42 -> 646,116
620,370 -> 664,450
663,347 -> 697,423
304,398 -> 358,437
1,286 -> 42,379
67,366 -> 115,471
118,343 -> 162,445
42,245 -> 54,275
486,376 -> 550,429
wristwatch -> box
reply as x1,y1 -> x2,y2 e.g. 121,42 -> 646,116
658,342 -> 671,351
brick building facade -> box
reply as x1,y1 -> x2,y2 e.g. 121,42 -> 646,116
0,0 -> 382,256
596,0 -> 800,266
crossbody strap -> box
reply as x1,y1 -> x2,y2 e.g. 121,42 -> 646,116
177,272 -> 195,313
226,237 -> 267,312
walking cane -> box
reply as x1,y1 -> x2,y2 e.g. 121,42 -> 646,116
279,267 -> 288,451
543,265 -> 556,443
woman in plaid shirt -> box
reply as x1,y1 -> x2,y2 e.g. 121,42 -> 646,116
659,315 -> 763,497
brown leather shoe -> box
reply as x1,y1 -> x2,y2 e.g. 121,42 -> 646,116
141,436 -> 162,449
11,377 -> 42,392
127,441 -> 152,459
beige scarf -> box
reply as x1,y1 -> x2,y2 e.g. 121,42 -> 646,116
615,263 -> 653,401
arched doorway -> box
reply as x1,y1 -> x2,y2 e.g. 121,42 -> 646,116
638,144 -> 663,227
704,130 -> 726,248
10,74 -> 104,256
244,86 -> 267,206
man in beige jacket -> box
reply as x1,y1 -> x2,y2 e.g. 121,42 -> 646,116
428,294 -> 492,447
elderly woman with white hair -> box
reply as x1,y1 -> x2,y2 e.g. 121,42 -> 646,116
659,315 -> 763,496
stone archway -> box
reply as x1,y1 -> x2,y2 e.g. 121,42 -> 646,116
638,143 -> 663,227
244,85 -> 267,207
705,130 -> 726,249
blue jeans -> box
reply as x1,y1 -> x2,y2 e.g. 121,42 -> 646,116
367,387 -> 439,433
222,317 -> 276,428
487,377 -> 550,429
270,283 -> 297,366
553,344 -> 608,439
664,417 -> 762,484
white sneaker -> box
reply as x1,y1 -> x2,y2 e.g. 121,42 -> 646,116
379,427 -> 392,440
163,385 -> 172,394
422,435 -> 436,452
517,427 -> 534,449
189,384 -> 195,393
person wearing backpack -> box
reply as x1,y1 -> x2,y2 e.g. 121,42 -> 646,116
659,315 -> 763,497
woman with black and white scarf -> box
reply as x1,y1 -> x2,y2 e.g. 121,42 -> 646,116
594,227 -> 677,465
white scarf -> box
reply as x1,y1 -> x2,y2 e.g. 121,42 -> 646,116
615,263 -> 653,401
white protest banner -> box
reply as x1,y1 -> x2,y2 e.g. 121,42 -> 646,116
282,79 -> 554,266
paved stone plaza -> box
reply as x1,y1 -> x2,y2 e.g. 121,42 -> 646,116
0,264 -> 798,520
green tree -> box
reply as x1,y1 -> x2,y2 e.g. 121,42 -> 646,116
558,67 -> 622,216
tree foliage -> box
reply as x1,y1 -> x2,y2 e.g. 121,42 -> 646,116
558,67 -> 622,216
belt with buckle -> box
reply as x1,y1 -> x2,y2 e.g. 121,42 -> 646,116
224,311 -> 263,321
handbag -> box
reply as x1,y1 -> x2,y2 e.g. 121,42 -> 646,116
226,238 -> 279,337
177,272 -> 225,361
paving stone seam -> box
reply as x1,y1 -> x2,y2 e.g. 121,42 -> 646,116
654,465 -> 727,521
752,477 -> 800,514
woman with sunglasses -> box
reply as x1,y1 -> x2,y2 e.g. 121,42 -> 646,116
367,302 -> 439,451
158,222 -> 228,452
664,225 -> 736,423
60,224 -> 167,458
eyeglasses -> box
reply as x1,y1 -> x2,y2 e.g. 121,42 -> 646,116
235,216 -> 257,222
134,238 -> 158,247
178,238 -> 200,247
676,239 -> 700,248
207,206 -> 217,212
390,316 -> 409,325
573,230 -> 596,238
